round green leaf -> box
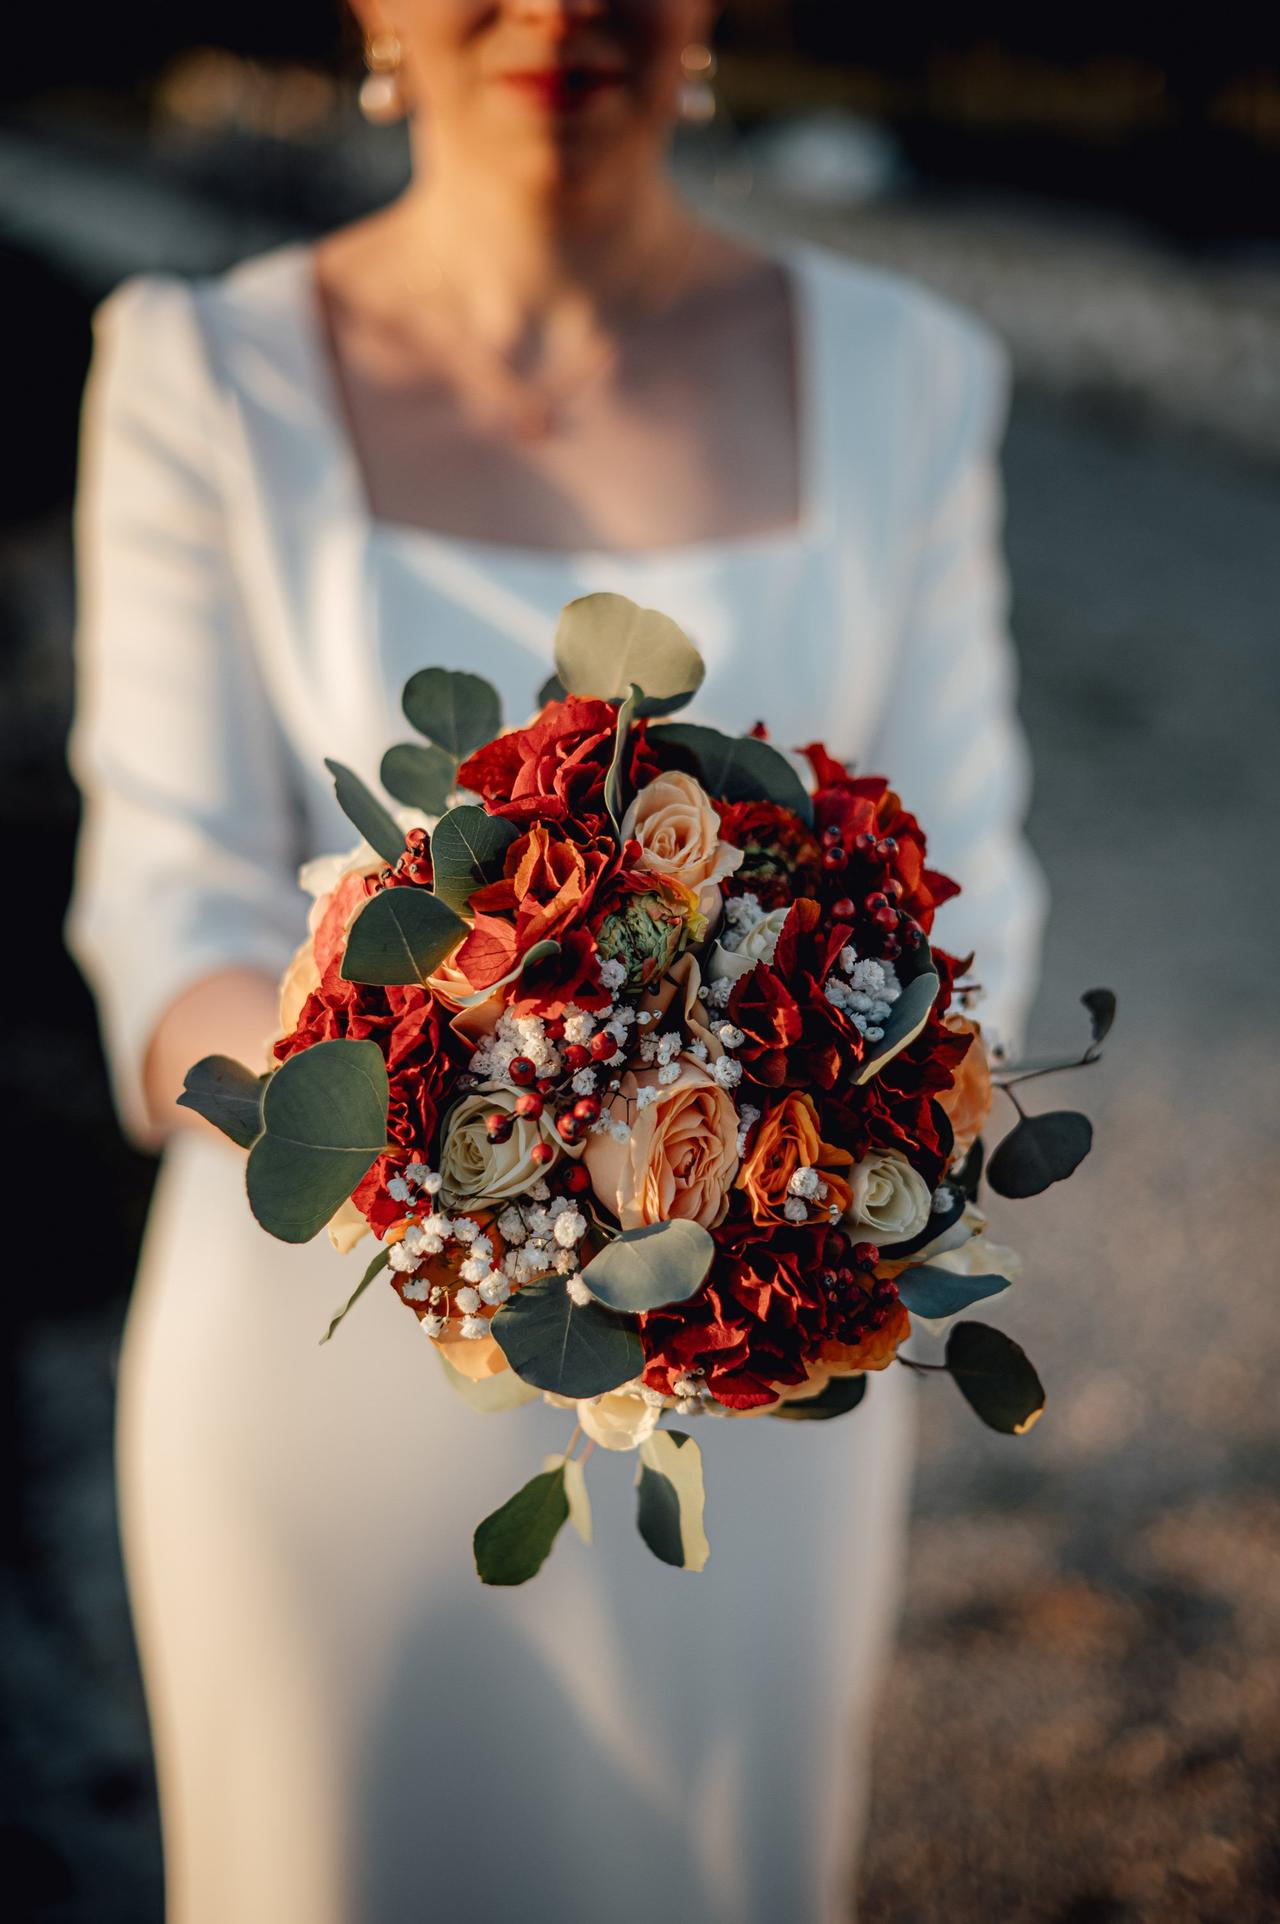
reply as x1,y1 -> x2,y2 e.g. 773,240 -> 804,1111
429,805 -> 519,914
651,721 -> 814,826
635,1430 -> 709,1571
896,1265 -> 1011,1321
340,886 -> 466,986
246,1040 -> 389,1245
536,671 -> 566,708
1082,987 -> 1117,1046
554,592 -> 705,714
380,741 -> 456,815
490,1275 -> 643,1397
581,1220 -> 714,1315
854,949 -> 940,1085
177,1054 -> 268,1148
771,1374 -> 868,1421
987,1111 -> 1093,1199
402,667 -> 501,759
474,1466 -> 569,1586
945,1320 -> 1045,1435
323,758 -> 403,865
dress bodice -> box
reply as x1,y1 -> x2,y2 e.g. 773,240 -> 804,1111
65,229 -> 1048,1147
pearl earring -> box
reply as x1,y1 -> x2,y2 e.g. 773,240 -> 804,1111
359,33 -> 405,125
678,42 -> 717,126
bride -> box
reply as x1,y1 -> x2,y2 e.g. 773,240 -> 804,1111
64,3 -> 1047,1919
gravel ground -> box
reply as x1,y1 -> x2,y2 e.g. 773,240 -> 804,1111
1,152 -> 1277,1921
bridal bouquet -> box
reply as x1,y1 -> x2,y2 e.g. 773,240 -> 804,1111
182,595 -> 1113,1584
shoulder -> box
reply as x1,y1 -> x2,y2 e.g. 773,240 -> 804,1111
794,240 -> 1013,455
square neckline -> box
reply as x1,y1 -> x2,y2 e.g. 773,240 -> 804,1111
283,232 -> 829,572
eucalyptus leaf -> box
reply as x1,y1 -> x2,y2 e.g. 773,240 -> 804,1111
581,1220 -> 714,1315
635,1430 -> 709,1571
341,886 -> 467,986
603,683 -> 639,832
319,1246 -> 391,1344
402,667 -> 502,759
246,1040 -> 389,1245
945,1320 -> 1045,1435
955,1135 -> 986,1203
652,721 -> 814,826
987,1111 -> 1093,1199
323,758 -> 403,865
491,1275 -> 644,1397
854,956 -> 940,1085
380,741 -> 456,815
474,1466 -> 569,1586
536,671 -> 566,708
896,1265 -> 1011,1321
429,805 -> 519,914
554,592 -> 705,715
1082,987 -> 1117,1047
544,1453 -> 593,1545
437,1350 -> 540,1413
177,1054 -> 268,1148
771,1374 -> 868,1422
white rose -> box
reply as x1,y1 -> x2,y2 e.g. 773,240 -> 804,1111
438,1090 -> 582,1207
705,905 -> 791,987
845,1149 -> 933,1246
544,1387 -> 660,1453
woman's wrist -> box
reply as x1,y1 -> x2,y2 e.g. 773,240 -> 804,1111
142,966 -> 282,1144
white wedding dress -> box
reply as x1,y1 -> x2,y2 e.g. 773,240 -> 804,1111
65,233 -> 1046,1924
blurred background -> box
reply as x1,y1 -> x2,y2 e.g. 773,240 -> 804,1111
2,5 -> 1277,1920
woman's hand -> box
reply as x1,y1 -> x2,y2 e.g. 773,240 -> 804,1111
142,967 -> 283,1147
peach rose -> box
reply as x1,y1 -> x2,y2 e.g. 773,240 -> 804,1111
936,1016 -> 993,1159
620,770 -> 743,900
735,1092 -> 852,1226
584,1055 -> 740,1231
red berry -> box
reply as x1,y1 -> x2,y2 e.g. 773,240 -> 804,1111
865,891 -> 889,912
875,836 -> 898,859
874,905 -> 899,931
572,1095 -> 601,1124
530,1141 -> 555,1166
545,1018 -> 565,1041
882,935 -> 902,959
590,1031 -> 616,1062
821,846 -> 846,871
854,831 -> 877,853
508,1055 -> 535,1086
405,826 -> 428,851
821,824 -> 843,845
564,1163 -> 592,1194
831,898 -> 855,921
535,1076 -> 556,1096
556,1112 -> 582,1144
826,1229 -> 849,1260
853,1242 -> 879,1269
484,1113 -> 514,1144
514,1090 -> 544,1120
885,877 -> 904,901
563,1043 -> 590,1072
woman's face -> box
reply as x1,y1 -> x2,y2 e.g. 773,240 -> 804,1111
357,0 -> 713,191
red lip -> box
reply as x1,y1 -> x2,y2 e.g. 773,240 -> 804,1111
499,67 -> 624,111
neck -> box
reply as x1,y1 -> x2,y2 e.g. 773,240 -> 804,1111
400,134 -> 697,354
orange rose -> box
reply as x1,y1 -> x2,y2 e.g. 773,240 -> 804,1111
936,1016 -> 993,1159
735,1091 -> 852,1227
584,1056 -> 740,1230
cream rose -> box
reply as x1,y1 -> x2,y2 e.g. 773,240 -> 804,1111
845,1149 -> 933,1246
621,770 -> 743,897
584,1055 -> 740,1231
705,904 -> 791,989
544,1387 -> 660,1453
438,1090 -> 582,1207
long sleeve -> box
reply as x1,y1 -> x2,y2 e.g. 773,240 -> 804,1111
865,309 -> 1049,1056
63,274 -> 308,1152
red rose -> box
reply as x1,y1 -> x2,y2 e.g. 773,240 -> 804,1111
456,695 -> 659,833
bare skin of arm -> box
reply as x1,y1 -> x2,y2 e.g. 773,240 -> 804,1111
141,968 -> 282,1147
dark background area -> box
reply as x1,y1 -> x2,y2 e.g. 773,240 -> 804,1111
1,6 -> 1277,1920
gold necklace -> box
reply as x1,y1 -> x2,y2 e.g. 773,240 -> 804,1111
404,214 -> 706,444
